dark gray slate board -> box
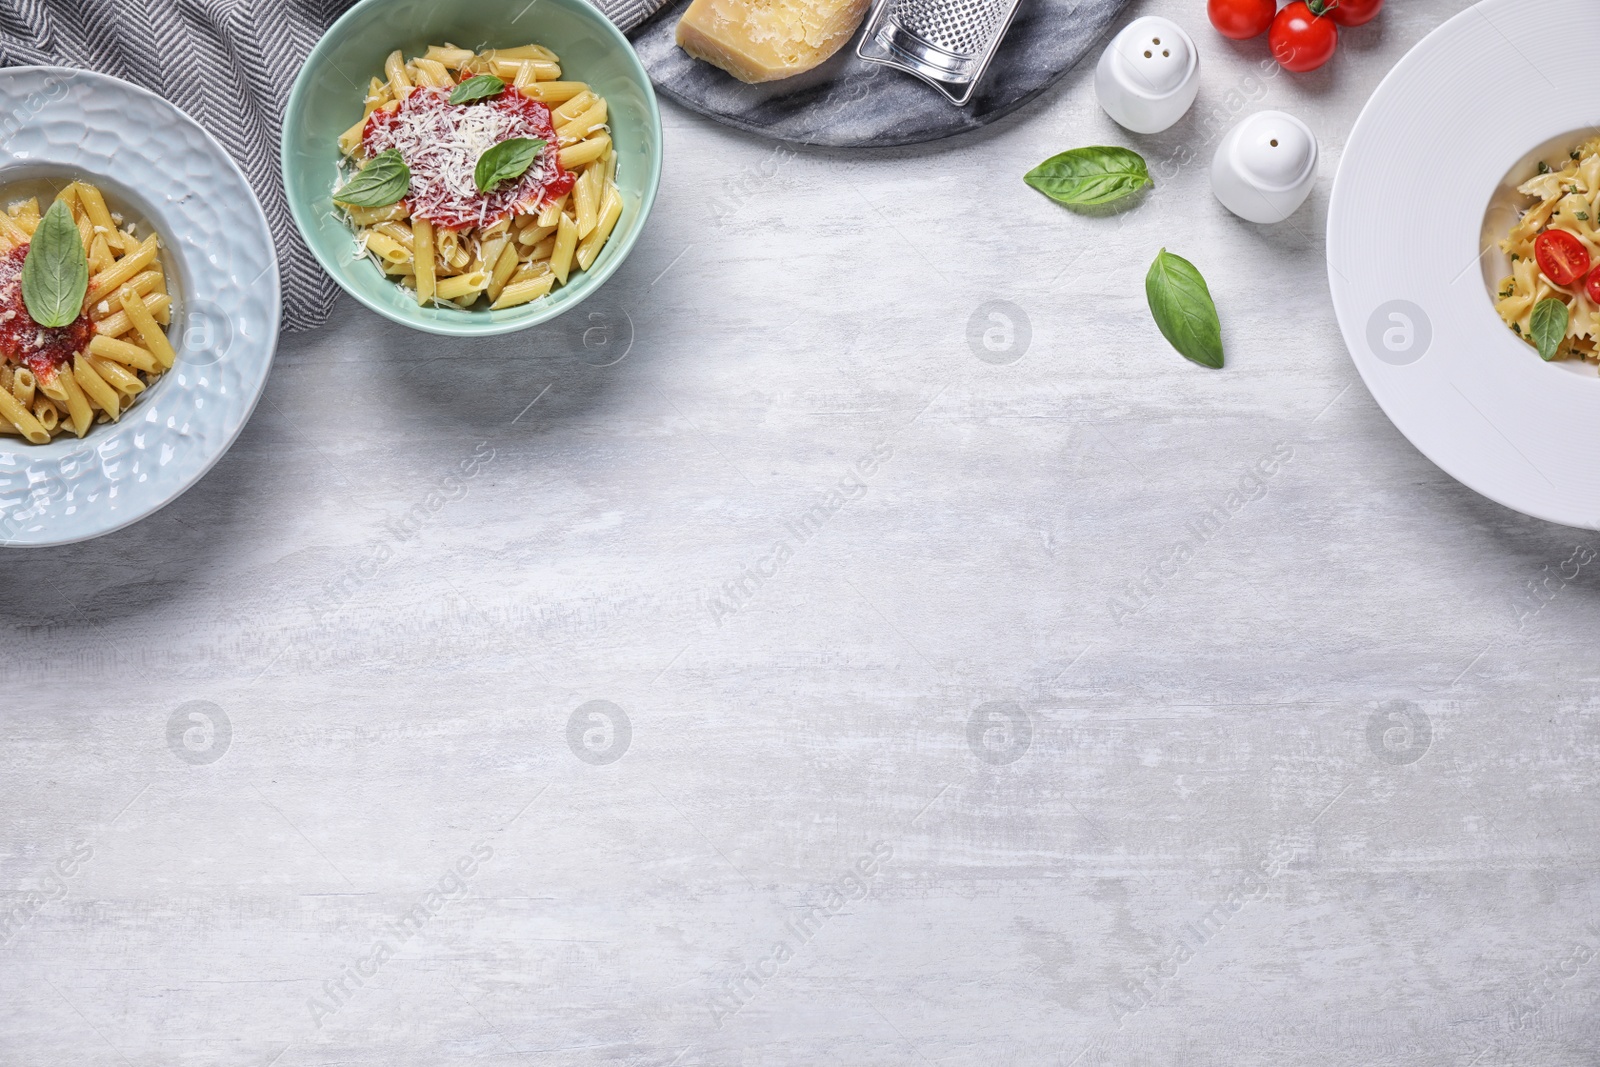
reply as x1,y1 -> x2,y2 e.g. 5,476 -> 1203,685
630,0 -> 1134,148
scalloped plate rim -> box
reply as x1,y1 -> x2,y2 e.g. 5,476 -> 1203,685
0,64 -> 281,548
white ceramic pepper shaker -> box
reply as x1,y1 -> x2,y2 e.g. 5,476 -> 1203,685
1210,111 -> 1319,224
1094,16 -> 1201,135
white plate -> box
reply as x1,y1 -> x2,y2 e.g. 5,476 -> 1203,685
1328,0 -> 1600,530
0,67 -> 279,547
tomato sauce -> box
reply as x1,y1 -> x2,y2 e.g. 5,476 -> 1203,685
362,86 -> 578,231
0,243 -> 93,385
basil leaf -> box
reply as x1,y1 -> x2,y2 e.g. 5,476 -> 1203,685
1145,248 -> 1224,369
474,137 -> 546,193
450,74 -> 506,105
1024,146 -> 1152,207
21,199 -> 88,329
1531,297 -> 1569,361
334,149 -> 411,207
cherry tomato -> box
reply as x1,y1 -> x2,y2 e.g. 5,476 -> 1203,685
1270,2 -> 1339,72
1208,0 -> 1276,40
1327,0 -> 1383,26
1535,229 -> 1592,287
1585,266 -> 1600,304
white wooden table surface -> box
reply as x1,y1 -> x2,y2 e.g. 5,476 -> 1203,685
7,1 -> 1600,1064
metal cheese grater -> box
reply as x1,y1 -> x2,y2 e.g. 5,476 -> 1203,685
854,0 -> 1026,106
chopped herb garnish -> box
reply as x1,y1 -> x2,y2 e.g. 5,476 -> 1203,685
1500,284 -> 1514,298
1578,212 -> 1590,221
1539,161 -> 1551,174
1513,323 -> 1522,335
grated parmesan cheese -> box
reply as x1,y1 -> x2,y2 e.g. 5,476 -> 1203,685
362,86 -> 561,230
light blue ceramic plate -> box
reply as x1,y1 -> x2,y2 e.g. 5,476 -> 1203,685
281,0 -> 663,337
0,66 -> 280,548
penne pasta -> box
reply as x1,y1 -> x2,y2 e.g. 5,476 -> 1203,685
88,334 -> 160,373
537,194 -> 569,228
338,115 -> 369,157
549,213 -> 579,284
12,366 -> 34,408
490,58 -> 561,81
434,270 -> 490,302
436,227 -> 466,271
413,58 -> 452,87
87,234 -> 159,304
0,210 -> 30,246
93,306 -> 137,338
491,273 -> 555,309
556,98 -> 607,143
522,236 -> 557,263
489,44 -> 560,62
72,354 -> 120,420
10,197 -> 39,235
487,241 -> 521,303
576,183 -> 623,272
0,385 -> 49,443
88,233 -> 114,274
118,287 -> 176,368
412,217 -> 436,306
75,183 -> 115,232
363,231 -> 412,266
574,166 -> 600,239
31,398 -> 58,435
333,42 -> 625,313
373,220 -> 414,248
57,370 -> 92,437
385,49 -> 414,97
345,203 -> 410,226
517,221 -> 558,247
91,270 -> 163,319
52,183 -> 80,217
425,45 -> 476,69
477,232 -> 512,283
553,91 -> 597,124
0,182 -> 175,443
559,134 -> 610,171
86,352 -> 145,399
519,81 -> 589,105
35,371 -> 63,403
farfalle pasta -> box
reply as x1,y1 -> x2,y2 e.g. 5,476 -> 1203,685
1496,137 -> 1600,363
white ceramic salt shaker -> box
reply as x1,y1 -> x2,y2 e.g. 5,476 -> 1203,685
1094,17 -> 1200,135
1210,111 -> 1319,224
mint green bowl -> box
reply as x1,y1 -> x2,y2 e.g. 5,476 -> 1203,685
282,0 -> 662,336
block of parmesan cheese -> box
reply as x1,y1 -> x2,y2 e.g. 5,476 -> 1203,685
675,0 -> 872,83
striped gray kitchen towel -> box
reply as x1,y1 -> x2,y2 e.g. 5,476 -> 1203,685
0,0 -> 668,332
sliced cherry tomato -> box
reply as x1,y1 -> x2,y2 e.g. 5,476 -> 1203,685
1208,0 -> 1276,40
1327,0 -> 1383,26
1535,229 -> 1592,287
1586,266 -> 1600,304
1270,2 -> 1339,73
